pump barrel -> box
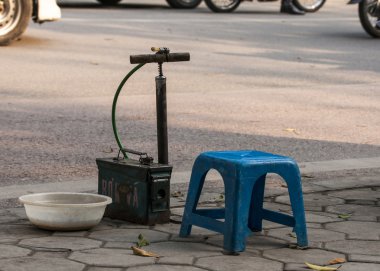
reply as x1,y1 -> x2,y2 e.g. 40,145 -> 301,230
130,53 -> 190,64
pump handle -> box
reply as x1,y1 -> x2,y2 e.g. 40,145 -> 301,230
130,52 -> 190,64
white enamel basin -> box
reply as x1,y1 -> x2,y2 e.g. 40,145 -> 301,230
19,192 -> 112,231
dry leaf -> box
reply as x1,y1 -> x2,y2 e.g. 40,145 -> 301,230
171,191 -> 184,198
328,258 -> 345,265
131,246 -> 159,258
284,128 -> 300,135
338,214 -> 351,219
305,262 -> 340,271
287,232 -> 297,238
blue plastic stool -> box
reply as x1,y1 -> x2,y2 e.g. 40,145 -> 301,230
179,150 -> 308,253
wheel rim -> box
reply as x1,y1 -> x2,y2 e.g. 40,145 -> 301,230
365,0 -> 379,29
296,0 -> 324,10
0,0 -> 22,36
209,0 -> 238,10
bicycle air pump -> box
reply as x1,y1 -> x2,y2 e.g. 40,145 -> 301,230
96,48 -> 190,225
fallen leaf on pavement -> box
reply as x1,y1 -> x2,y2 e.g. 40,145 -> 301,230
305,262 -> 340,271
338,214 -> 351,219
284,128 -> 300,135
131,246 -> 160,258
328,258 -> 345,265
171,191 -> 184,197
287,232 -> 296,238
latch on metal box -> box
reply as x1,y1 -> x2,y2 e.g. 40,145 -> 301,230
150,174 -> 170,212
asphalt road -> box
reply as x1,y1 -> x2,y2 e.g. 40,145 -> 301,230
0,0 -> 379,186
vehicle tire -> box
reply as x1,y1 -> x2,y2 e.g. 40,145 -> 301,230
359,0 -> 380,38
166,0 -> 202,9
0,0 -> 32,46
97,0 -> 122,6
204,0 -> 240,12
293,0 -> 326,12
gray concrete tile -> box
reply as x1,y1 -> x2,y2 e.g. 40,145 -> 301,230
325,204 -> 380,217
128,265 -> 205,271
325,240 -> 380,256
32,251 -> 70,258
305,212 -> 343,224
263,220 -> 288,230
69,248 -> 155,267
170,207 -> 184,216
196,255 -> 283,271
263,202 -> 292,212
103,241 -> 135,249
263,248 -> 345,265
325,221 -> 380,240
86,268 -> 122,271
0,225 -> 51,243
153,222 -> 218,237
6,208 -> 28,219
327,188 -> 380,201
306,223 -> 323,229
89,221 -> 118,232
19,236 -> 102,251
0,244 -> 31,259
158,255 -> 194,265
349,254 -> 380,264
89,228 -> 169,243
0,213 -> 25,224
53,231 -> 88,237
206,234 -> 287,251
311,177 -> 380,190
266,227 -> 345,247
284,263 -> 315,271
0,256 -> 85,271
170,197 -> 186,208
339,262 -> 380,271
343,215 -> 378,222
275,193 -> 344,208
147,241 -> 222,257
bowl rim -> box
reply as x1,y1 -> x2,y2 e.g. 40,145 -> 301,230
19,192 -> 112,208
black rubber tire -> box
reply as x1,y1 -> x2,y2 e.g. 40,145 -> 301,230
293,0 -> 326,12
359,0 -> 380,38
204,0 -> 240,13
166,0 -> 202,9
0,0 -> 32,46
97,0 -> 122,6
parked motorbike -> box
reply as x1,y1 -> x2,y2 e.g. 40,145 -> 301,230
0,0 -> 60,45
204,0 -> 326,13
349,0 -> 380,38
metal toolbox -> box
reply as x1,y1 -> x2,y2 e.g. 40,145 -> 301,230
96,157 -> 172,225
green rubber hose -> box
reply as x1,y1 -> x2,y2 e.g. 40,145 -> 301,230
112,63 -> 145,159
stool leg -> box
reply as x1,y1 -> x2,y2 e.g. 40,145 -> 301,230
282,169 -> 308,247
248,174 -> 266,232
179,166 -> 208,237
223,177 -> 253,253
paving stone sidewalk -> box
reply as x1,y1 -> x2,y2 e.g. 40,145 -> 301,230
0,174 -> 379,271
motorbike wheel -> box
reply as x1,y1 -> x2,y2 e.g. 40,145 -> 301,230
166,0 -> 202,9
359,0 -> 380,38
97,0 -> 122,5
293,0 -> 326,12
204,0 -> 241,13
0,0 -> 32,46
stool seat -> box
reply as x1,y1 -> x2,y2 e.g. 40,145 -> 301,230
179,150 -> 308,253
